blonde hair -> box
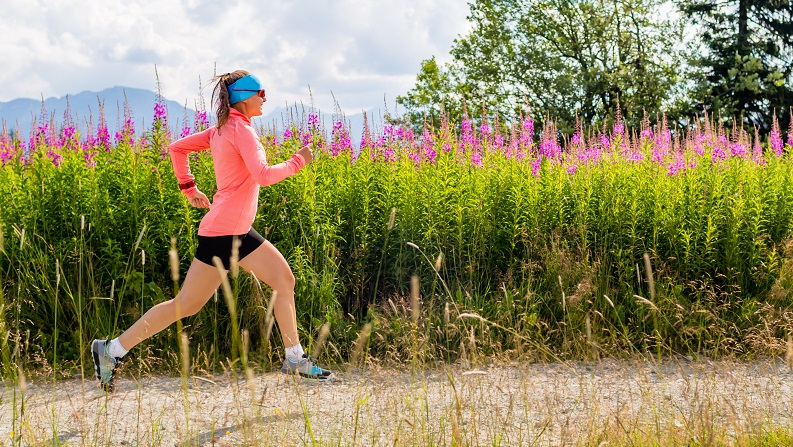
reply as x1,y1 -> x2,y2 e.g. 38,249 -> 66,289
211,70 -> 250,130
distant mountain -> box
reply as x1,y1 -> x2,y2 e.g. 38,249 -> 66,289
0,86 -> 199,140
0,86 -> 376,146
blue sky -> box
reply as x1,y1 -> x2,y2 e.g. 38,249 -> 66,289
0,0 -> 471,115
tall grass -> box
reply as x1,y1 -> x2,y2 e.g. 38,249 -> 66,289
1,102 -> 793,377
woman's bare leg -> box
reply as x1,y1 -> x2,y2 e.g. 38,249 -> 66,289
238,240 -> 299,347
118,259 -> 225,350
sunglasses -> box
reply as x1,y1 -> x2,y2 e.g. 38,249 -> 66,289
232,88 -> 266,98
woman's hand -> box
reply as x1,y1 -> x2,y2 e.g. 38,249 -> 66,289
297,145 -> 315,165
189,190 -> 211,209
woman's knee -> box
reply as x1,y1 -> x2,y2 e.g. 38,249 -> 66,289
273,269 -> 296,292
173,295 -> 206,317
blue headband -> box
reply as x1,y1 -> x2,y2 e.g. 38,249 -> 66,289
227,74 -> 262,104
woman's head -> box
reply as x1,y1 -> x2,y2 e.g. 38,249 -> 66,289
211,70 -> 267,128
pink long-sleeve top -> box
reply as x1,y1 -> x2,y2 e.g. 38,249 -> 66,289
169,108 -> 306,237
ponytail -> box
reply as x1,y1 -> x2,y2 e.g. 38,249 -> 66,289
211,70 -> 250,131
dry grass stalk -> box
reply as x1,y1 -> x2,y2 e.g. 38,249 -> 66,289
264,291 -> 278,342
169,237 -> 179,282
451,410 -> 463,445
351,322 -> 372,367
311,323 -> 331,360
410,275 -> 420,325
230,236 -> 241,278
634,295 -> 658,311
179,332 -> 190,377
643,252 -> 656,300
387,207 -> 396,231
435,252 -> 443,272
212,256 -> 234,315
559,275 -> 566,312
787,334 -> 793,371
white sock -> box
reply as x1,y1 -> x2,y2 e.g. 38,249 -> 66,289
285,343 -> 304,362
107,338 -> 128,358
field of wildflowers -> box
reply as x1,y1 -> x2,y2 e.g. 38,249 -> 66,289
1,92 -> 793,377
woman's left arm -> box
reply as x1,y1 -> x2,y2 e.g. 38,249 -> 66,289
238,126 -> 307,186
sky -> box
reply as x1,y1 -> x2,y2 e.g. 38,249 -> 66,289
0,0 -> 471,116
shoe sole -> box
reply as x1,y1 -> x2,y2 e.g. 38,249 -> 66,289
281,369 -> 334,382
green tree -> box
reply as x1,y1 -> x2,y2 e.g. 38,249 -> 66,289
398,0 -> 684,132
678,0 -> 793,130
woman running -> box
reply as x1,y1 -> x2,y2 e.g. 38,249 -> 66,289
91,70 -> 332,391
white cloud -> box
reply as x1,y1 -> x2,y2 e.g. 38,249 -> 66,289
0,0 -> 470,114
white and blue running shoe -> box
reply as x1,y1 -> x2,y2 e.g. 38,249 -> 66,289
281,354 -> 333,381
91,339 -> 121,392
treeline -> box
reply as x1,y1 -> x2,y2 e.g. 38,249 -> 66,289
397,0 -> 793,134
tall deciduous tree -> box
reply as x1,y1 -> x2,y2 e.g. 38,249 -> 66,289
678,0 -> 793,131
398,0 -> 684,131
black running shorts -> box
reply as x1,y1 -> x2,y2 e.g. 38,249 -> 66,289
194,228 -> 265,270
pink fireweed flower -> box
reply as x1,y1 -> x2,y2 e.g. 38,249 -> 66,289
61,125 -> 78,151
613,121 -> 625,136
460,119 -> 475,152
283,128 -> 294,140
383,147 -> 396,162
753,137 -> 765,165
600,134 -> 611,150
567,164 -> 578,175
520,118 -> 534,151
627,151 -> 645,163
307,113 -> 319,129
693,133 -> 706,157
330,120 -> 353,157
711,145 -> 727,163
0,135 -> 16,166
667,154 -> 685,176
531,157 -> 542,176
539,135 -> 560,159
47,149 -> 63,167
194,110 -> 209,132
571,133 -> 583,146
153,102 -> 167,122
84,151 -> 97,168
480,123 -> 491,136
301,131 -> 313,147
730,142 -> 747,159
640,129 -> 654,140
96,124 -> 111,151
470,151 -> 484,167
383,125 -> 394,140
770,130 -> 784,157
423,146 -> 437,164
179,121 -> 192,139
493,135 -> 505,155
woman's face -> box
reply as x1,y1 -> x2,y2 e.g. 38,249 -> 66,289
237,89 -> 266,118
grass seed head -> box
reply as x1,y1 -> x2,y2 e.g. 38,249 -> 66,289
311,322 -> 331,360
169,237 -> 179,282
351,322 -> 373,366
410,275 -> 420,325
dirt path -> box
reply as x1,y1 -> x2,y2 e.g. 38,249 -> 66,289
1,358 -> 792,446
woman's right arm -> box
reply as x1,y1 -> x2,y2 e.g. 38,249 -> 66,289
169,128 -> 212,199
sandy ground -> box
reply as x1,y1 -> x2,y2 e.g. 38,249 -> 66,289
1,358 -> 792,446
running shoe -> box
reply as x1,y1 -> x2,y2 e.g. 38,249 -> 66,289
281,354 -> 333,381
91,339 -> 121,392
